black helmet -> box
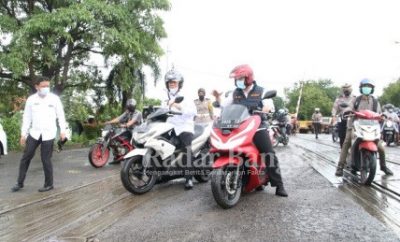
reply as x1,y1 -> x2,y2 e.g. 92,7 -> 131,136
126,98 -> 137,112
164,69 -> 184,90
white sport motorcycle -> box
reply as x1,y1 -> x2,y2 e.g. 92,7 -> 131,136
120,97 -> 212,195
0,123 -> 7,158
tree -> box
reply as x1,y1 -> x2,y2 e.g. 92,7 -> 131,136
379,78 -> 400,107
285,79 -> 340,120
0,0 -> 170,95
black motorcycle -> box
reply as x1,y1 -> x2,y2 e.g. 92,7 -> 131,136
382,118 -> 396,146
270,109 -> 289,147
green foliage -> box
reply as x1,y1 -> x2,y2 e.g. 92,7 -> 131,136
0,0 -> 170,94
272,96 -> 285,111
285,80 -> 340,120
0,112 -> 22,150
379,79 -> 400,107
143,97 -> 161,107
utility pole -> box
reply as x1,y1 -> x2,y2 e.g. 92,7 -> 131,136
295,81 -> 304,119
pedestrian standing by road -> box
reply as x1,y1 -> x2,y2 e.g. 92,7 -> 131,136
194,88 -> 214,126
331,83 -> 357,148
311,108 -> 322,139
11,76 -> 67,192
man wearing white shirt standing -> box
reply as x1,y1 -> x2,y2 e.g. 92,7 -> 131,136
11,76 -> 67,192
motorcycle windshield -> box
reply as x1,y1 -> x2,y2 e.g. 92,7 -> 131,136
217,104 -> 250,129
147,108 -> 169,120
358,119 -> 379,126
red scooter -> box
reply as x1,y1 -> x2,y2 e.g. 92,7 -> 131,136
210,90 -> 276,208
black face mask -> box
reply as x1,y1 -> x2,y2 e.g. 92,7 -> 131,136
127,107 -> 136,112
343,90 -> 351,97
199,95 -> 205,101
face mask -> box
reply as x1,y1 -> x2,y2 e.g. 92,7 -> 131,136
127,106 -> 136,112
38,87 -> 50,96
236,79 -> 246,89
199,95 -> 205,101
361,86 -> 372,95
169,87 -> 179,95
343,90 -> 351,97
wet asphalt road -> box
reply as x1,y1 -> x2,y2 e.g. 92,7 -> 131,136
0,135 -> 399,241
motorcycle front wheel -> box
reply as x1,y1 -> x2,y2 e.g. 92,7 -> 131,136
121,156 -> 157,195
360,150 -> 377,185
211,166 -> 242,209
88,143 -> 110,168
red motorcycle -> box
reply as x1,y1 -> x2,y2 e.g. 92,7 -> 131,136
88,125 -> 134,168
210,90 -> 276,208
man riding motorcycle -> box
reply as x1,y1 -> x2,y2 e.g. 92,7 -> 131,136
335,79 -> 394,176
331,83 -> 357,148
163,69 -> 197,190
382,103 -> 399,144
212,64 -> 288,197
105,98 -> 143,141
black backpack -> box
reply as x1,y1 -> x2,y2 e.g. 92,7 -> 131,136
354,95 -> 378,112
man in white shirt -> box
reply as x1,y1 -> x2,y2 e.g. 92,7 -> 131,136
163,69 -> 197,189
12,76 -> 67,192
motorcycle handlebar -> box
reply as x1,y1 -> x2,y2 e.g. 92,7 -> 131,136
169,111 -> 182,116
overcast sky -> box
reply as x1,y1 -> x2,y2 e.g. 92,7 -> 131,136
145,0 -> 400,100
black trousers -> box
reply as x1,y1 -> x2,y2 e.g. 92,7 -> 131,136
337,120 -> 347,148
17,135 -> 54,187
313,123 -> 321,137
253,128 -> 284,187
178,132 -> 194,181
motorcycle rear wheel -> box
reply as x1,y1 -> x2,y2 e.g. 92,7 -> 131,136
211,167 -> 242,209
360,150 -> 377,185
88,143 -> 110,168
121,156 -> 157,195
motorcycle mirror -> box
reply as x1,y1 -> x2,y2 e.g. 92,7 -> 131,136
174,96 -> 184,104
263,90 -> 277,99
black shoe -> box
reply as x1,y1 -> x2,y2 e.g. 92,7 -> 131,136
38,185 -> 54,192
335,167 -> 343,177
184,179 -> 193,190
381,167 -> 394,176
256,185 -> 265,191
11,184 -> 23,192
275,185 -> 288,197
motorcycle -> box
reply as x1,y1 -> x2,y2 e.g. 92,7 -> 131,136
269,110 -> 289,147
210,90 -> 277,209
0,123 -> 7,158
120,97 -> 212,195
331,116 -> 340,143
382,118 -> 396,147
88,124 -> 134,168
344,110 -> 382,185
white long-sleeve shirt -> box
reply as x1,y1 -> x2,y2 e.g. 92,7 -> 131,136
162,89 -> 196,135
21,92 -> 67,141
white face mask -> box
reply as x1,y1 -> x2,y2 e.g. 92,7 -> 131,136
169,87 -> 179,95
38,87 -> 50,96
235,78 -> 246,89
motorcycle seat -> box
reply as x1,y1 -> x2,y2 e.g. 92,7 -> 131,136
193,125 -> 205,140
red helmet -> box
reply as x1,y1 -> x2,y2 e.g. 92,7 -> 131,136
229,64 -> 254,86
